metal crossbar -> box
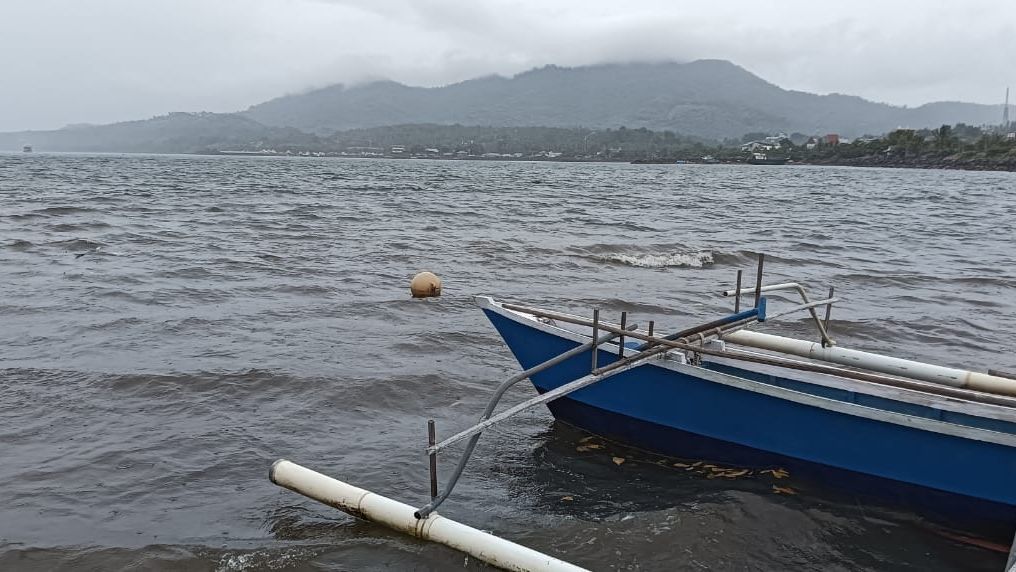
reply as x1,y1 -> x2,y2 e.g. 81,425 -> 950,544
427,346 -> 667,456
722,281 -> 836,346
764,297 -> 840,321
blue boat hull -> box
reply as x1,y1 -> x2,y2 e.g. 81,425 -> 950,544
484,308 -> 1016,539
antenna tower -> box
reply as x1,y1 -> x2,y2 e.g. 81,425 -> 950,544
1005,87 -> 1011,130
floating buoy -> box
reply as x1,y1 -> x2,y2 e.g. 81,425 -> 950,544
410,271 -> 442,298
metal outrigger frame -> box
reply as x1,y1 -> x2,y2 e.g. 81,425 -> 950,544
414,253 -> 1016,517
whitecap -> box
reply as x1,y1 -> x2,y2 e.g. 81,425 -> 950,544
599,251 -> 714,268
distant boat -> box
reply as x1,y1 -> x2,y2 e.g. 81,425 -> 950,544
747,152 -> 787,165
701,155 -> 719,164
22,144 -> 32,153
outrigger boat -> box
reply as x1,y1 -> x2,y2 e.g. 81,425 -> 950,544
272,256 -> 1016,571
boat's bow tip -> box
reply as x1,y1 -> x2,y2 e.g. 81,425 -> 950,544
473,295 -> 498,309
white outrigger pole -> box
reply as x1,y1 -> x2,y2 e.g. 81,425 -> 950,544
270,460 -> 589,572
718,277 -> 1016,396
723,330 -> 1016,396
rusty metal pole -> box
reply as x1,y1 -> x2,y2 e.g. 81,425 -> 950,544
591,309 -> 599,372
823,287 -> 835,335
734,270 -> 743,313
427,420 -> 438,501
618,312 -> 627,357
754,254 -> 765,308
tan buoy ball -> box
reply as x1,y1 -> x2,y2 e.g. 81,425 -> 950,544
410,271 -> 442,298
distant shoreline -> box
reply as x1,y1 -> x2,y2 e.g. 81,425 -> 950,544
796,156 -> 1016,172
203,150 -> 1016,173
9,150 -> 1014,173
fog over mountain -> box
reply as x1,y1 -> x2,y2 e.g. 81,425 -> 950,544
243,60 -> 1007,140
2,59 -> 1010,154
4,0 -> 1015,133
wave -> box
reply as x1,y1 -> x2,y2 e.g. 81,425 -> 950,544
569,243 -> 715,268
711,250 -> 812,267
34,206 -> 97,216
84,316 -> 145,331
48,238 -> 105,251
568,244 -> 822,269
154,266 -> 221,279
598,251 -> 714,268
84,195 -> 126,204
5,239 -> 35,250
48,222 -> 112,232
614,221 -> 660,232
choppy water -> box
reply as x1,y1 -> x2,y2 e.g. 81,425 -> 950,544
1,153 -> 1015,571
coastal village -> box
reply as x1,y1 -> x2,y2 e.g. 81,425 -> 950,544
204,91 -> 1016,171
219,116 -> 1016,171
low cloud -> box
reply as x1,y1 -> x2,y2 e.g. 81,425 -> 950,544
2,0 -> 1013,131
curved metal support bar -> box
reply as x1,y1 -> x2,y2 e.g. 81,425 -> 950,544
722,282 -> 835,346
415,323 -> 637,519
428,327 -> 629,457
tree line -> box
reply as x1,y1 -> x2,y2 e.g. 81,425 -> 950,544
791,124 -> 1016,169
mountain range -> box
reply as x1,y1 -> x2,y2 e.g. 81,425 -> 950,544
3,60 -> 1011,153
244,60 -> 1007,140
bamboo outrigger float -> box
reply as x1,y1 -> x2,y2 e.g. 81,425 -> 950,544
271,255 -> 1016,570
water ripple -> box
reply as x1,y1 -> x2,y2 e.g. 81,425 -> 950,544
0,154 -> 1014,571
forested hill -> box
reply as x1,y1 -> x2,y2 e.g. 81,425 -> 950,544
0,113 -> 315,154
244,60 -> 1007,139
4,60 -> 1011,153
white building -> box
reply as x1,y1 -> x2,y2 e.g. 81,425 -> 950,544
741,141 -> 777,152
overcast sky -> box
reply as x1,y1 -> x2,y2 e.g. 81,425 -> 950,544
2,0 -> 1015,132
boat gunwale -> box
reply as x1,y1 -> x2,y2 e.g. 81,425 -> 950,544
476,295 -> 1016,448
